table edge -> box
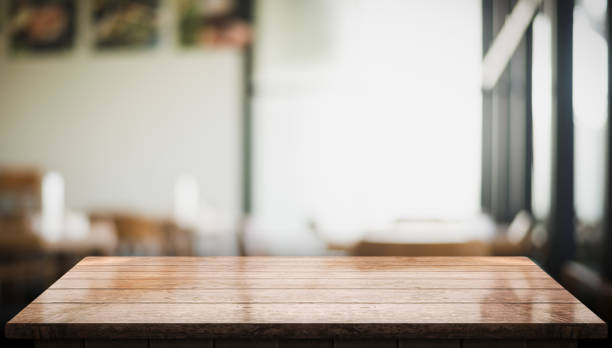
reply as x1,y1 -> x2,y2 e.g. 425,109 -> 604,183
5,322 -> 608,340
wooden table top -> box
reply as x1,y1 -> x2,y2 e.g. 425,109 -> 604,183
5,256 -> 607,340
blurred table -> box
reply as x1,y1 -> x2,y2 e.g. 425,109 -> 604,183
6,256 -> 607,347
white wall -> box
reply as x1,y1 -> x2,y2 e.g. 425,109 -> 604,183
0,1 -> 243,223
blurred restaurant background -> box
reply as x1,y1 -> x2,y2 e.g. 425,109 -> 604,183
0,0 -> 611,346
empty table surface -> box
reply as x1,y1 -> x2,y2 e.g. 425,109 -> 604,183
5,256 -> 607,341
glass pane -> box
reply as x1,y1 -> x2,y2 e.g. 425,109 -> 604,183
531,11 -> 553,223
573,0 -> 608,271
253,0 -> 483,248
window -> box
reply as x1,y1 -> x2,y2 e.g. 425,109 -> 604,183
573,0 -> 608,270
531,11 -> 553,222
253,0 -> 483,243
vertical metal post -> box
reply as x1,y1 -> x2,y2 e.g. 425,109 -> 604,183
482,0 -> 494,213
242,0 -> 255,216
602,0 -> 612,281
525,25 -> 533,215
484,0 -> 533,222
546,0 -> 575,277
508,21 -> 533,216
237,0 -> 255,256
491,0 -> 512,222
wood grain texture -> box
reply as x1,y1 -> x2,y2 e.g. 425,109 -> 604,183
35,341 -> 84,348
78,256 -> 537,266
277,339 -> 332,348
334,340 -> 396,348
85,340 -> 148,348
149,340 -> 213,348
214,339 -> 278,348
34,288 -> 578,304
8,302 -> 604,324
398,340 -> 459,348
49,278 -> 562,289
6,257 -> 607,341
62,271 -> 553,279
33,339 -> 578,348
462,340 -> 578,348
71,265 -> 542,272
525,341 -> 578,348
462,341 -> 526,348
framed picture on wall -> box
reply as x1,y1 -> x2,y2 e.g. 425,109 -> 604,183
8,0 -> 76,53
93,0 -> 159,49
178,0 -> 251,48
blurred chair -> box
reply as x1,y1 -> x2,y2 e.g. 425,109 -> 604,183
112,214 -> 194,256
113,214 -> 165,255
0,168 -> 41,221
0,168 -> 41,235
160,218 -> 194,256
0,169 -> 56,342
0,168 -> 47,276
